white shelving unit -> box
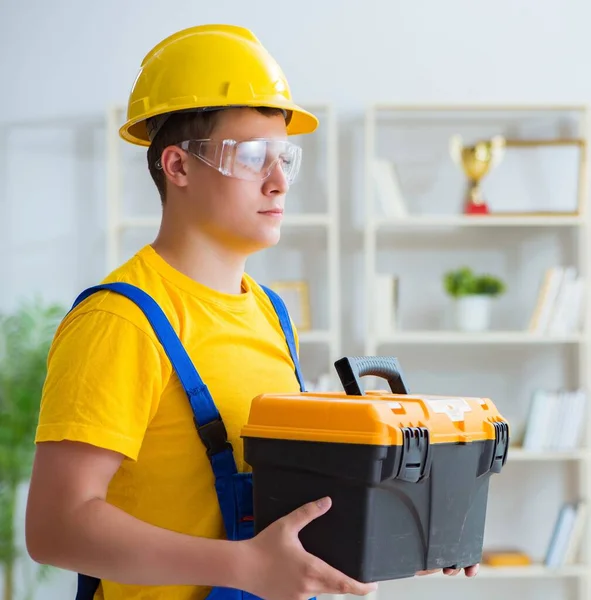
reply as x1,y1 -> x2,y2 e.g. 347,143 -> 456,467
362,104 -> 591,600
105,103 -> 341,387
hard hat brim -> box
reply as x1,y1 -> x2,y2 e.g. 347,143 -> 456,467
119,101 -> 319,147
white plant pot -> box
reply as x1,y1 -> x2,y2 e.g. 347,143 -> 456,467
455,295 -> 492,332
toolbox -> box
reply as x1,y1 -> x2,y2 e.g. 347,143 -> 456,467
241,356 -> 509,582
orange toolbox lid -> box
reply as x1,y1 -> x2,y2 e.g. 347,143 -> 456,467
241,356 -> 508,446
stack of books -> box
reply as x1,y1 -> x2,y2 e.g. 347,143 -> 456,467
521,388 -> 587,452
544,501 -> 587,567
529,266 -> 585,334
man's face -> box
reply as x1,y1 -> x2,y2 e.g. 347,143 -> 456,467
168,108 -> 292,255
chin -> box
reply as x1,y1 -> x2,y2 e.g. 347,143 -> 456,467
247,232 -> 281,253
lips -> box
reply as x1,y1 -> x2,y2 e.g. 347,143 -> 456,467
259,208 -> 284,216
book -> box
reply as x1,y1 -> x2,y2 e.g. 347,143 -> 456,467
521,388 -> 587,452
529,266 -> 585,334
544,501 -> 587,567
372,158 -> 408,218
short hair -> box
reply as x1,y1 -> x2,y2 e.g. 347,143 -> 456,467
146,107 -> 287,203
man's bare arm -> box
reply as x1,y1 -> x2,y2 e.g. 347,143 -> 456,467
25,440 -> 376,600
25,440 -> 244,587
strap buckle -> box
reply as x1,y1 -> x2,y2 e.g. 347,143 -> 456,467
196,417 -> 233,457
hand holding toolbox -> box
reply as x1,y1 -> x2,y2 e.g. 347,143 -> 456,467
241,356 -> 509,583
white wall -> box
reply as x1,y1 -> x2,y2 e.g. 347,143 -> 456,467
2,0 -> 591,121
2,0 -> 591,308
1,0 -> 591,598
2,0 -> 591,305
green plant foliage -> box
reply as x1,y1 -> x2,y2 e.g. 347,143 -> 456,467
443,266 -> 506,298
0,297 -> 65,600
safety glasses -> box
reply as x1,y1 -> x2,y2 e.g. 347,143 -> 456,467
157,138 -> 303,185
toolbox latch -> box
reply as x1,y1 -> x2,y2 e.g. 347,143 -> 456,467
491,421 -> 509,473
396,427 -> 431,483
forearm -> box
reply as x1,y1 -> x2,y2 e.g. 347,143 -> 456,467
27,497 -> 250,587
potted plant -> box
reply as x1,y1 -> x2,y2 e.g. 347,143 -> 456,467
443,266 -> 506,332
0,297 -> 65,600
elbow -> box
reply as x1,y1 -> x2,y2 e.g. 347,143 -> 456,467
25,523 -> 51,565
26,546 -> 51,566
25,496 -> 91,569
25,506 -> 59,566
26,540 -> 48,566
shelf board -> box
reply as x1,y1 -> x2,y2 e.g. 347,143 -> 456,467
476,565 -> 588,579
436,565 -> 588,579
398,564 -> 588,581
507,448 -> 589,461
383,565 -> 588,583
118,213 -> 331,230
373,215 -> 585,229
372,103 -> 588,112
377,331 -> 584,345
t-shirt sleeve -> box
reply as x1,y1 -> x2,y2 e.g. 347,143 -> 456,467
35,309 -> 171,461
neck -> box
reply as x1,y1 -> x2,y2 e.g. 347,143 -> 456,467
151,213 -> 248,295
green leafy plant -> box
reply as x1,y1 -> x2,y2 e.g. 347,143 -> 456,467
443,266 -> 506,298
0,297 -> 65,600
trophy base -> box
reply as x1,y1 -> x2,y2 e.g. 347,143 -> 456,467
465,201 -> 489,216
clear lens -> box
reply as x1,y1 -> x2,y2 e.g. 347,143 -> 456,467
181,138 -> 302,185
232,139 -> 301,184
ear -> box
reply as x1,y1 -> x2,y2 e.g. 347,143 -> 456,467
160,145 -> 189,190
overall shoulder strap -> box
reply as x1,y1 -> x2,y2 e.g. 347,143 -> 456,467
72,282 -> 239,600
71,282 -> 234,463
260,284 -> 306,392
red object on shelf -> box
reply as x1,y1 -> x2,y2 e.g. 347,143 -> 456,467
465,200 -> 490,215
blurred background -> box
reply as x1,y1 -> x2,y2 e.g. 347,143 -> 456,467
2,0 -> 591,599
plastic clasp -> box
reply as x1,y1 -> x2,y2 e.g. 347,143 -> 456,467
196,417 -> 233,457
490,421 -> 509,473
396,427 -> 432,483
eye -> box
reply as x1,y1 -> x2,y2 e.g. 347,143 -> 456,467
236,143 -> 267,169
245,155 -> 265,168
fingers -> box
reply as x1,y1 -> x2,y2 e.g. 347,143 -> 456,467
443,564 -> 479,577
332,578 -> 377,597
418,564 -> 480,577
283,497 -> 332,533
321,572 -> 377,596
313,557 -> 377,596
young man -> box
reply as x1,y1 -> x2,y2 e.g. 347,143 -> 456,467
25,24 -> 477,600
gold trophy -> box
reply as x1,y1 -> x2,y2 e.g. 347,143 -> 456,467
449,134 -> 505,215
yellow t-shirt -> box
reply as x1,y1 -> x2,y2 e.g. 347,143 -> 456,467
35,244 -> 302,600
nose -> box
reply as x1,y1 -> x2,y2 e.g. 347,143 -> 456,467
262,160 -> 289,196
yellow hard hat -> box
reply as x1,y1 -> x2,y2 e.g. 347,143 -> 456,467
119,24 -> 319,146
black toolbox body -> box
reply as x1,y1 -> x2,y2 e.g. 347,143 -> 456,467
242,356 -> 509,582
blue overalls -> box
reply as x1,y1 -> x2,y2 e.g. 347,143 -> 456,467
70,281 -> 306,600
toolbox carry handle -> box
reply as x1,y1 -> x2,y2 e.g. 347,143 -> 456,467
334,356 -> 410,396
